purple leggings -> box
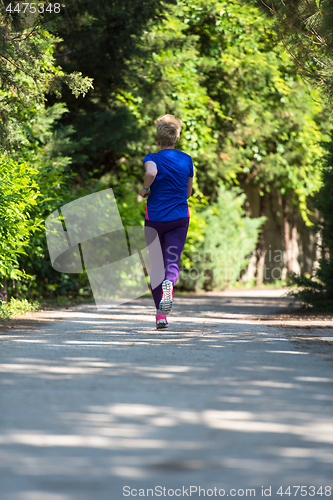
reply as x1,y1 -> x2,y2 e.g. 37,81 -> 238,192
144,217 -> 189,310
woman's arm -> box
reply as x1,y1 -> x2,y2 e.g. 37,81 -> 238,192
139,161 -> 157,198
187,176 -> 193,199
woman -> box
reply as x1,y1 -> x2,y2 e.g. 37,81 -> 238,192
139,114 -> 193,329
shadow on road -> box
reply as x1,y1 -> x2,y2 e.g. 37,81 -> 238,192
0,291 -> 333,500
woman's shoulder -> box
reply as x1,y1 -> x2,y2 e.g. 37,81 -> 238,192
173,149 -> 193,160
143,152 -> 156,163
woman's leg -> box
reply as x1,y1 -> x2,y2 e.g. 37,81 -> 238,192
163,221 -> 189,287
145,218 -> 189,311
144,221 -> 166,310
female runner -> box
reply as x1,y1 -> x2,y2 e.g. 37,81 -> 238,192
138,114 -> 193,329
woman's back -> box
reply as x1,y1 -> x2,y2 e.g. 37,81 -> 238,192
143,148 -> 193,222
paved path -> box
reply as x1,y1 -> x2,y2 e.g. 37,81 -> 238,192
0,290 -> 333,500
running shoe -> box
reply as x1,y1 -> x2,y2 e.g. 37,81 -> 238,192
156,312 -> 168,329
159,279 -> 173,314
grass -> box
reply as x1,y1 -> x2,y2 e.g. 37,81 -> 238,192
0,278 -> 289,319
0,298 -> 40,320
229,279 -> 287,290
174,279 -> 288,295
39,294 -> 94,311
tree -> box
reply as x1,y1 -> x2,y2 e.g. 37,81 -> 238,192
0,3 -> 92,295
0,3 -> 93,150
0,155 -> 41,280
181,183 -> 266,291
255,0 -> 333,308
163,0 -> 329,283
2,0 -> 329,298
287,137 -> 333,310
52,0 -> 329,288
46,0 -> 168,178
254,0 -> 333,101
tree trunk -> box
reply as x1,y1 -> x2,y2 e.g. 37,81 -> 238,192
1,277 -> 8,301
255,191 -> 266,286
283,197 -> 291,273
291,204 -> 299,273
283,198 -> 300,275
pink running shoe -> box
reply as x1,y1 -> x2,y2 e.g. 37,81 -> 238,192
159,279 -> 173,314
156,312 -> 168,329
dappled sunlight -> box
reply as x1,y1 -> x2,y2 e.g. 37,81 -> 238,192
2,398 -> 333,491
0,431 -> 191,450
0,357 -> 208,380
1,294 -> 333,496
13,294 -> 319,328
297,376 -> 333,383
17,493 -> 72,500
2,402 -> 333,454
9,339 -> 48,343
266,350 -> 309,355
247,380 -> 298,389
271,447 -> 333,462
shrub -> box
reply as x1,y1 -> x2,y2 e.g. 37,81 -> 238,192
179,182 -> 266,290
0,297 -> 39,320
287,137 -> 333,311
0,155 -> 42,281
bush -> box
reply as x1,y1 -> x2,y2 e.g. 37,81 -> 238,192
0,155 -> 42,280
179,182 -> 266,290
287,137 -> 333,311
0,297 -> 39,320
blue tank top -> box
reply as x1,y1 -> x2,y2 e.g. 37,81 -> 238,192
143,149 -> 194,222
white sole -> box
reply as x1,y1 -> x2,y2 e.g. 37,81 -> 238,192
159,280 -> 173,314
156,320 -> 168,329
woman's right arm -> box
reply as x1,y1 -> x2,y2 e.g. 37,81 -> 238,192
187,177 -> 193,199
139,161 -> 157,198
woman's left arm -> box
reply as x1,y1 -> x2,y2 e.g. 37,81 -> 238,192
187,176 -> 193,199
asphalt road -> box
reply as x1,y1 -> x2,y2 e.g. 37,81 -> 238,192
0,290 -> 333,500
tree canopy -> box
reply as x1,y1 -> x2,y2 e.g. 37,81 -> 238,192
0,0 -> 331,303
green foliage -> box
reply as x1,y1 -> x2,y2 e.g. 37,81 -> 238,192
253,0 -> 333,102
88,0 -> 329,225
0,297 -> 40,320
6,99 -> 95,299
0,5 -> 93,150
0,0 -> 330,300
46,0 -> 166,176
0,2 -> 94,294
287,136 -> 333,310
178,0 -> 330,224
179,183 -> 265,290
110,174 -> 147,227
181,195 -> 208,271
256,0 -> 333,309
201,183 -> 266,289
0,155 -> 42,279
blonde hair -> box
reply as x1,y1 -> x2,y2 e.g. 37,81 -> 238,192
156,114 -> 182,146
